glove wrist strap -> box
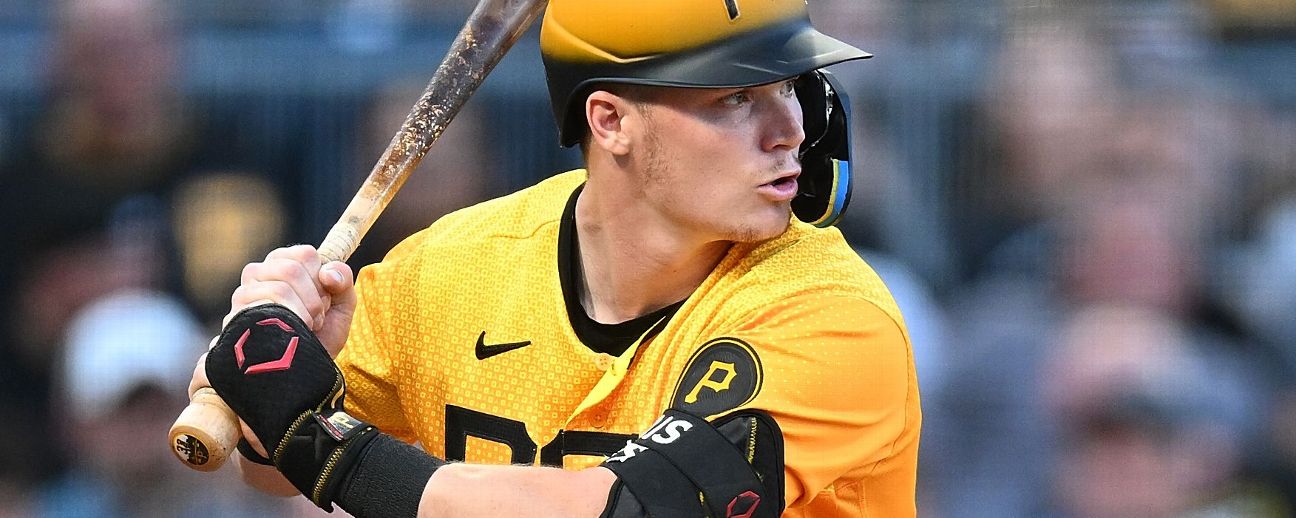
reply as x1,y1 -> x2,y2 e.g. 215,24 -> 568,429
336,433 -> 447,518
276,410 -> 377,511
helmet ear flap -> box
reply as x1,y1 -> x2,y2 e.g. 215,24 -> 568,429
792,70 -> 853,228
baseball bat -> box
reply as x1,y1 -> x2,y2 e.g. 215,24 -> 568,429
168,0 -> 549,472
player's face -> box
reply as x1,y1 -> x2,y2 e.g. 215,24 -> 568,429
629,79 -> 805,243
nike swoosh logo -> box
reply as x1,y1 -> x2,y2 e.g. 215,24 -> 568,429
475,331 -> 532,360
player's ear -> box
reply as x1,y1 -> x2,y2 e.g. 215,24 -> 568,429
585,90 -> 633,156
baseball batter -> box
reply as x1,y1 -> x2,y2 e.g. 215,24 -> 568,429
193,1 -> 920,517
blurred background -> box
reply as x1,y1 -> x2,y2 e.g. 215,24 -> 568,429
0,0 -> 1293,516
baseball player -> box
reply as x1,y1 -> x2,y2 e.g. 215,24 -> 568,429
193,1 -> 920,516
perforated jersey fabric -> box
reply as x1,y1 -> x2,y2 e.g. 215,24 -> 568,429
335,170 -> 920,517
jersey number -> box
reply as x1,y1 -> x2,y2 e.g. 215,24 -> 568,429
724,0 -> 740,20
445,405 -> 635,466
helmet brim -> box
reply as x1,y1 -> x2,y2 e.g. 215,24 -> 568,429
547,19 -> 871,146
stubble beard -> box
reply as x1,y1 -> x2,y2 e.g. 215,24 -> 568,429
637,110 -> 791,245
731,211 -> 790,243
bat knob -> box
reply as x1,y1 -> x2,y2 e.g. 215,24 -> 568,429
168,387 -> 241,472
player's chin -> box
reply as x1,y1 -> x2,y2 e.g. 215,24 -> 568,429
728,208 -> 792,243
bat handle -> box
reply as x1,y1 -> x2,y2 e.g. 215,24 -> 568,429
169,387 -> 241,472
317,216 -> 361,264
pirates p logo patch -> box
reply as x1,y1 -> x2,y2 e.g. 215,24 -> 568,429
671,338 -> 763,417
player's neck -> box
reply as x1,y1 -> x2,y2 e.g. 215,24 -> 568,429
573,183 -> 728,324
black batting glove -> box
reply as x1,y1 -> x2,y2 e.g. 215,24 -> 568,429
205,303 -> 377,510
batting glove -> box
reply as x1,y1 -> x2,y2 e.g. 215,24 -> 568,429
205,303 -> 375,510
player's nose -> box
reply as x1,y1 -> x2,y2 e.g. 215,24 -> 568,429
762,90 -> 805,153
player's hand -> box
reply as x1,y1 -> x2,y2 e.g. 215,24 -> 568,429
227,244 -> 356,357
187,350 -> 297,497
186,351 -> 268,456
205,303 -> 377,509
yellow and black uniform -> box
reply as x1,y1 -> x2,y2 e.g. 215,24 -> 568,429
337,170 -> 920,517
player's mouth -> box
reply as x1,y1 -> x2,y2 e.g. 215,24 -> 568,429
758,170 -> 800,201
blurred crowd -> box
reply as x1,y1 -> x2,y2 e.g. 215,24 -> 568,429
0,0 -> 1293,517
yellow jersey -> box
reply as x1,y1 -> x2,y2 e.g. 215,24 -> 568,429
336,170 -> 920,517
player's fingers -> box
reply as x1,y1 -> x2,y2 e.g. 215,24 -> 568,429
264,244 -> 321,269
238,262 -> 314,319
243,259 -> 328,324
260,258 -> 327,317
266,245 -> 324,294
221,297 -> 274,329
309,262 -> 356,356
244,245 -> 326,294
239,245 -> 312,286
227,281 -> 315,329
189,352 -> 210,398
319,261 -> 356,309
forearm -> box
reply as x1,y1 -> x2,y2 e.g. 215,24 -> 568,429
241,436 -> 617,517
418,464 -> 616,518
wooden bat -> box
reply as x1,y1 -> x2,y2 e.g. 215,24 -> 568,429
168,0 -> 549,472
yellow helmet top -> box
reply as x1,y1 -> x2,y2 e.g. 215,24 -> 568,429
540,0 -> 870,146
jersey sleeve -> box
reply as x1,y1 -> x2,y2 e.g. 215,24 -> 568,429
335,261 -> 417,443
728,294 -> 919,509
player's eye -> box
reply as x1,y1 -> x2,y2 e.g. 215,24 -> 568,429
780,79 -> 797,97
720,91 -> 752,107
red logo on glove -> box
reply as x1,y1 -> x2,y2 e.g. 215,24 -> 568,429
233,318 -> 299,375
726,490 -> 761,518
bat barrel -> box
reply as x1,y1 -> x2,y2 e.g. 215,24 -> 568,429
317,0 -> 549,264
